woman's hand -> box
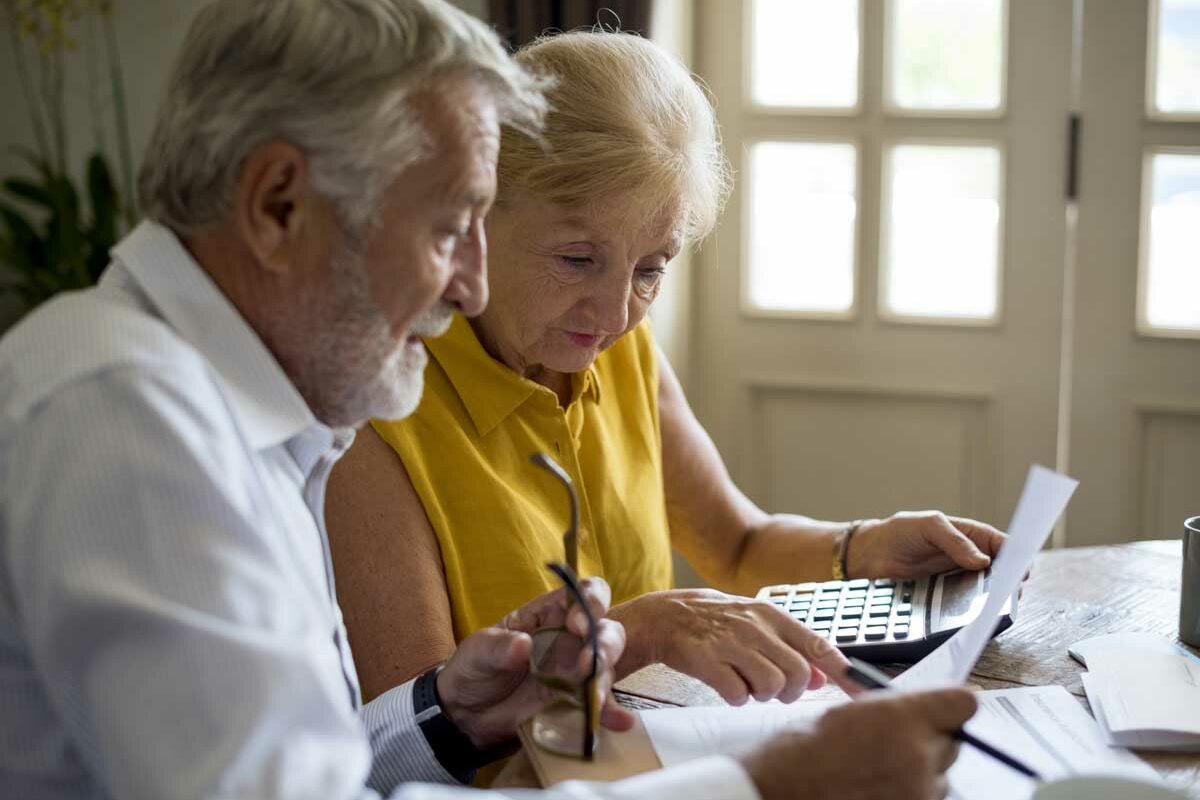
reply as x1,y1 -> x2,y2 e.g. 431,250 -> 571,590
847,512 -> 1006,579
611,589 -> 864,705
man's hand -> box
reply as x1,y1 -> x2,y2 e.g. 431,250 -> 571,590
436,577 -> 635,750
612,589 -> 867,704
742,688 -> 978,800
848,512 -> 1006,579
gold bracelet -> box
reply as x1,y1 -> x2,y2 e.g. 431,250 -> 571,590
832,520 -> 864,580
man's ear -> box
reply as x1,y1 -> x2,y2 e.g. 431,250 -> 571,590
235,141 -> 311,274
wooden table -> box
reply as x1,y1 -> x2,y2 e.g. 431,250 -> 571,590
504,541 -> 1200,795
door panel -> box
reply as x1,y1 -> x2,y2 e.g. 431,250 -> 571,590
692,0 -> 1073,538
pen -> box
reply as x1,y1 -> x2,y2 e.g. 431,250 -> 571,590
844,657 -> 1043,781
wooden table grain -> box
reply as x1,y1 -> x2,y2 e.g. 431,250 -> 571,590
501,541 -> 1199,795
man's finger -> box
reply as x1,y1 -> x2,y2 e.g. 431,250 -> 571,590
499,585 -> 567,633
567,577 -> 612,637
909,688 -> 978,731
577,619 -> 626,678
599,694 -> 636,731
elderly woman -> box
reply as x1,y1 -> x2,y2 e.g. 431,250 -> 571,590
326,30 -> 1004,707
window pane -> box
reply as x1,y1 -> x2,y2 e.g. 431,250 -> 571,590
751,0 -> 859,108
747,142 -> 857,313
888,0 -> 1004,111
1143,153 -> 1200,331
882,145 -> 1001,320
1152,0 -> 1200,114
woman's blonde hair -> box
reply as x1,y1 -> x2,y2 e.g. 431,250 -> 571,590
499,31 -> 732,245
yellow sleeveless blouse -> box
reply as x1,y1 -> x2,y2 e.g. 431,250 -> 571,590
371,315 -> 674,641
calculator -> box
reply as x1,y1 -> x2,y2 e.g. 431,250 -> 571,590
755,568 -> 1014,663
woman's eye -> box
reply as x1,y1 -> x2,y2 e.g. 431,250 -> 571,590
636,268 -> 665,286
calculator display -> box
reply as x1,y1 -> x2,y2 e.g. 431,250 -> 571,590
939,570 -> 981,619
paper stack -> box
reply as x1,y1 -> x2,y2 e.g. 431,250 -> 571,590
1072,633 -> 1200,752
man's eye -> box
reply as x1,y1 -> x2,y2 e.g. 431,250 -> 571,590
560,256 -> 592,267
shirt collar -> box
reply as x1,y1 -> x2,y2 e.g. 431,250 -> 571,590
425,314 -> 601,437
114,220 -> 318,451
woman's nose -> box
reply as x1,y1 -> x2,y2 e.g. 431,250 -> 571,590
591,268 -> 630,334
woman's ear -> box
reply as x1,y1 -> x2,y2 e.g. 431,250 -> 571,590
234,141 -> 312,275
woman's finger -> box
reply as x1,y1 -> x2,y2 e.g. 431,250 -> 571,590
747,615 -> 815,702
726,648 -> 788,702
949,516 -> 1007,558
699,662 -> 751,706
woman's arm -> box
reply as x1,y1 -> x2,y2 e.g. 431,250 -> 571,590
656,349 -> 1005,597
325,425 -> 456,702
656,350 -> 845,595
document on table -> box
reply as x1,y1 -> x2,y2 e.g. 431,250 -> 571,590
895,464 -> 1078,690
1078,646 -> 1200,752
639,687 -> 1159,800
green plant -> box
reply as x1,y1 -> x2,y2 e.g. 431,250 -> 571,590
1,0 -> 133,311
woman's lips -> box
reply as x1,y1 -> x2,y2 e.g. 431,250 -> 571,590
567,331 -> 601,348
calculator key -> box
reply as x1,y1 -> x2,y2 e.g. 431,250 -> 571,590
841,597 -> 865,608
839,608 -> 863,620
871,587 -> 895,598
869,597 -> 893,608
864,626 -> 887,640
895,603 -> 913,616
846,579 -> 870,589
873,579 -> 897,589
811,620 -> 833,631
820,580 -> 844,589
867,607 -> 890,618
893,625 -> 910,639
901,593 -> 913,604
835,629 -> 859,643
844,589 -> 867,599
812,610 -> 836,621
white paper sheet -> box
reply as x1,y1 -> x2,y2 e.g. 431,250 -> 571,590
895,465 -> 1078,690
640,687 -> 1159,800
1078,650 -> 1200,752
948,686 -> 1159,800
1069,633 -> 1200,669
639,699 -> 837,765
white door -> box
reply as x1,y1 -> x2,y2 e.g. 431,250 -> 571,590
690,0 -> 1074,534
1067,0 -> 1200,544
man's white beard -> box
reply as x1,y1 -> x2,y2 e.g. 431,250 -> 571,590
300,242 -> 453,429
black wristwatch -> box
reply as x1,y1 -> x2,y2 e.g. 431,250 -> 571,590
412,665 -> 491,784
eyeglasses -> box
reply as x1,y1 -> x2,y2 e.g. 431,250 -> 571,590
527,452 -> 599,760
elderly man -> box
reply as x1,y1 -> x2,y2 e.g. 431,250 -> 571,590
0,1 -> 975,799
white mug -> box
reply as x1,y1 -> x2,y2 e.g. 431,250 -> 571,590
1032,776 -> 1188,800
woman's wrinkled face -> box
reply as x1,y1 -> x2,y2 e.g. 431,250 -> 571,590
476,193 -> 683,382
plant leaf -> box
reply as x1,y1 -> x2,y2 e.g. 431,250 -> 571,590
0,202 -> 44,275
3,179 -> 54,208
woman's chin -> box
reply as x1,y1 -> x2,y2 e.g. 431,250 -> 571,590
543,347 -> 600,375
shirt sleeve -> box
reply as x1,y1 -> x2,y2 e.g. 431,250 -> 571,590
4,364 -> 382,800
362,679 -> 457,792
387,756 -> 760,800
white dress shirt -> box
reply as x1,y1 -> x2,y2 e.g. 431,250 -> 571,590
0,221 -> 758,800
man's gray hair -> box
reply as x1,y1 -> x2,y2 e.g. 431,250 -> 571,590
138,0 -> 547,233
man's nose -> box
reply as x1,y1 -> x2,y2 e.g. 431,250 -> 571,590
444,220 -> 488,317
